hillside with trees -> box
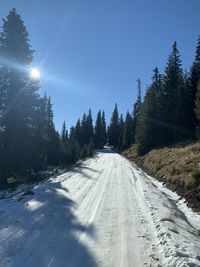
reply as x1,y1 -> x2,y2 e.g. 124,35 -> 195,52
108,38 -> 200,157
0,9 -> 101,187
0,9 -> 200,194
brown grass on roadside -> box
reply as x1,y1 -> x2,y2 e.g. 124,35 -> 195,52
123,142 -> 200,188
122,142 -> 200,211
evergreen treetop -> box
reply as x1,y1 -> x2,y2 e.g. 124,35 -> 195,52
0,8 -> 33,65
195,36 -> 200,63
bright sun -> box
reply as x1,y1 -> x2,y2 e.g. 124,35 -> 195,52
30,68 -> 40,80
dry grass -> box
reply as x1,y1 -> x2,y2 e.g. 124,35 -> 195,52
123,142 -> 200,211
123,142 -> 200,187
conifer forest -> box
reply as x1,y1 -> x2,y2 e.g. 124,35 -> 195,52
0,9 -> 200,187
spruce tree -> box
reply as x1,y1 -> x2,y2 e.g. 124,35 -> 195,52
28,93 -> 48,171
189,36 -> 200,138
68,126 -> 80,163
80,113 -> 87,147
74,119 -> 81,146
101,111 -> 107,146
162,42 -> 188,143
85,109 -> 94,144
87,138 -> 95,157
136,68 -> 164,154
0,9 -> 41,184
133,79 -> 142,143
61,121 -> 68,145
46,97 -> 60,165
108,103 -> 120,149
121,111 -> 133,151
118,114 -> 124,151
60,120 -> 69,163
195,81 -> 200,138
94,110 -> 102,148
79,110 -> 94,148
94,110 -> 107,148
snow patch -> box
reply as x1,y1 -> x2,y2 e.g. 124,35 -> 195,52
130,163 -> 200,267
25,199 -> 44,211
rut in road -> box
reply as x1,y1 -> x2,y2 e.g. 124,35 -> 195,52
0,152 -> 173,267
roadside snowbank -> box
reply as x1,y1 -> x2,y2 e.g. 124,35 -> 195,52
0,153 -> 199,267
131,163 -> 200,267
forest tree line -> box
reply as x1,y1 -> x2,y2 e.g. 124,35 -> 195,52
114,38 -> 200,156
0,9 -> 107,186
0,9 -> 200,186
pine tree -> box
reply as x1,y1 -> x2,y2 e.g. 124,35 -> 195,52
94,110 -> 107,148
87,138 -> 95,157
0,67 -> 6,168
32,94 -> 49,169
108,103 -> 120,149
195,82 -> 200,121
80,113 -> 87,147
60,120 -> 69,163
81,109 -> 94,157
195,36 -> 200,63
106,125 -> 110,145
0,9 -> 98,186
72,110 -> 94,158
133,79 -> 142,143
136,68 -> 164,154
101,111 -> 107,146
85,109 -> 94,144
189,36 -> 200,137
180,72 -> 194,138
46,97 -> 61,165
133,79 -> 142,117
162,41 -> 188,143
79,110 -> 94,148
118,114 -> 124,151
0,9 -> 41,184
61,121 -> 68,144
121,111 -> 133,151
94,110 -> 102,148
68,126 -> 80,163
74,119 -> 81,146
195,81 -> 200,138
0,67 -> 7,126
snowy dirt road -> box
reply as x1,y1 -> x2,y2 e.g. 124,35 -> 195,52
0,152 -> 200,267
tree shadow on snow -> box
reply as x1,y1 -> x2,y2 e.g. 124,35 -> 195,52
0,180 -> 98,267
71,166 -> 100,180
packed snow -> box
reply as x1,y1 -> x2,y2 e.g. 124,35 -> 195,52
0,152 -> 199,267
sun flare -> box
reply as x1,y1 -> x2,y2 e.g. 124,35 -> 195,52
30,68 -> 40,79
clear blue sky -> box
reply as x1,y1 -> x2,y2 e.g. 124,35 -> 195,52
0,0 -> 200,130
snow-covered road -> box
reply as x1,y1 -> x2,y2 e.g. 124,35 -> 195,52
0,152 -> 200,267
